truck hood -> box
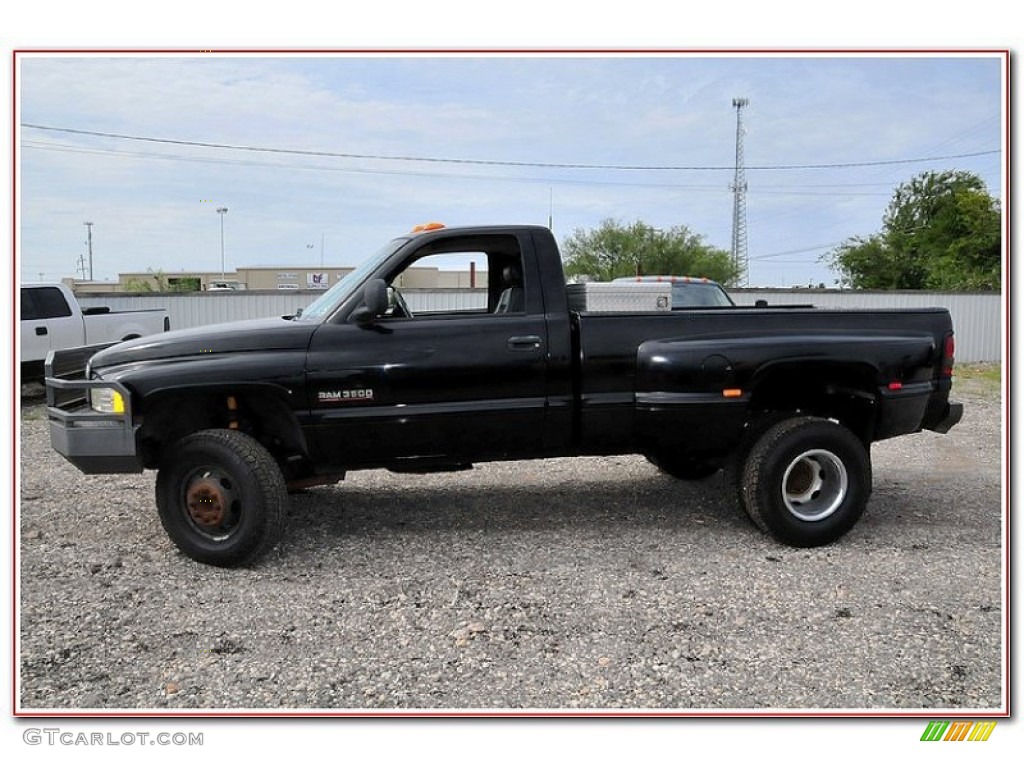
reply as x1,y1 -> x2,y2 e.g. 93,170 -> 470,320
88,317 -> 318,370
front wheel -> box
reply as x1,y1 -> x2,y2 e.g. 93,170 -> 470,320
740,416 -> 871,547
156,429 -> 287,566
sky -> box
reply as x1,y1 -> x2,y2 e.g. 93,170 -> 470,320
17,52 -> 1004,288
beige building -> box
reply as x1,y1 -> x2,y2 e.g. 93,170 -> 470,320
66,264 -> 488,294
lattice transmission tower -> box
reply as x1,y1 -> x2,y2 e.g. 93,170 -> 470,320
730,97 -> 750,287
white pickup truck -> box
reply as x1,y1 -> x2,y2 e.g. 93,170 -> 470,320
20,283 -> 169,380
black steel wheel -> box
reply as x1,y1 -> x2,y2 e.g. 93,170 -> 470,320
739,416 -> 871,547
156,429 -> 287,566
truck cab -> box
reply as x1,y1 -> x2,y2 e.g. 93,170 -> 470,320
299,226 -> 572,468
21,285 -> 84,378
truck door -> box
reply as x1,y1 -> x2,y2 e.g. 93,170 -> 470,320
305,233 -> 549,466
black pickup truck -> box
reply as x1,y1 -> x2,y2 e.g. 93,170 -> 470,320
45,224 -> 962,566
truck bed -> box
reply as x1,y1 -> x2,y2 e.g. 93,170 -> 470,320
574,306 -> 955,456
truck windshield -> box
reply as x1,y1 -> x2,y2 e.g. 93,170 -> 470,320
670,282 -> 734,308
297,238 -> 408,321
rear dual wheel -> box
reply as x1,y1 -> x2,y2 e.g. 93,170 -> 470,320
739,416 -> 871,547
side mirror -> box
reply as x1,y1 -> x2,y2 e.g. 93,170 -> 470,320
365,279 -> 388,316
353,279 -> 388,325
294,307 -> 303,318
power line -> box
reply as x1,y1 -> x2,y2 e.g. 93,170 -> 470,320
18,141 -> 893,197
749,242 -> 843,261
21,139 -> 730,188
20,122 -> 999,172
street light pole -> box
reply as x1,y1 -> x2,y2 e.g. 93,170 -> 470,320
83,221 -> 94,281
216,207 -> 228,281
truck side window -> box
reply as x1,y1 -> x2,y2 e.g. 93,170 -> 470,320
20,288 -> 39,321
388,235 -> 526,318
23,287 -> 72,320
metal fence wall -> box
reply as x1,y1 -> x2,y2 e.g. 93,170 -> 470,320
77,289 -> 488,328
79,288 -> 1003,362
730,290 -> 1003,363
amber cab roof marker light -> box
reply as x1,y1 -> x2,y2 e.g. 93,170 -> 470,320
411,222 -> 446,233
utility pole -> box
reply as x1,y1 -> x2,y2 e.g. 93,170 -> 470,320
76,254 -> 88,280
730,98 -> 749,287
83,221 -> 94,281
320,232 -> 325,269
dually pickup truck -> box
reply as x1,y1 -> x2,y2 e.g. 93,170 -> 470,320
45,224 -> 963,566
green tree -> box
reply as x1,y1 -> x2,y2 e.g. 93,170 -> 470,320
123,269 -> 166,292
123,270 -> 201,292
123,277 -> 154,292
562,219 -> 738,285
168,276 -> 202,292
829,170 -> 1001,290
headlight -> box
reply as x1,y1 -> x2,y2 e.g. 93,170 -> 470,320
90,387 -> 126,414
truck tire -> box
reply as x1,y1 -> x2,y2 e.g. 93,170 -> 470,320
155,429 -> 287,567
725,410 -> 792,506
645,453 -> 719,481
740,416 -> 870,547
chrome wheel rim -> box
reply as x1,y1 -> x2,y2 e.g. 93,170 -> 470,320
781,449 -> 848,522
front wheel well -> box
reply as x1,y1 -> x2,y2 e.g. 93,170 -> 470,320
137,388 -> 307,471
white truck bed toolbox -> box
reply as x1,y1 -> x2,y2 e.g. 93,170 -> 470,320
566,282 -> 672,312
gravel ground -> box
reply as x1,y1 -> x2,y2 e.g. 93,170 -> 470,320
18,386 -> 1003,712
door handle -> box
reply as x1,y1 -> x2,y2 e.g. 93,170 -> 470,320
507,335 -> 542,350
35,326 -> 48,336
